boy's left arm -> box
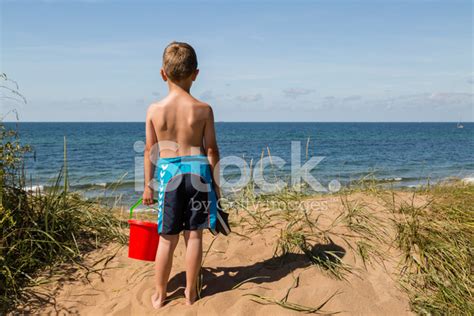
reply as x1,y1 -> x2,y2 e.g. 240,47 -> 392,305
143,107 -> 158,205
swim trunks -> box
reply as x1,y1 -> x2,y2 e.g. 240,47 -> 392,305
156,154 -> 217,235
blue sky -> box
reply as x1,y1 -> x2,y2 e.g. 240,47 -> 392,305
1,0 -> 473,122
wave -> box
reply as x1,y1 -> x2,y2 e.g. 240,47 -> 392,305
461,176 -> 474,184
353,176 -> 411,184
21,180 -> 138,193
23,185 -> 44,192
381,177 -> 403,182
70,180 -> 137,190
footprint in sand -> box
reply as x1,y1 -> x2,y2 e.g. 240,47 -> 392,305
135,281 -> 156,308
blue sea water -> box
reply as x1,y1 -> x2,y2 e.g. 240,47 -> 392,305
8,122 -> 474,205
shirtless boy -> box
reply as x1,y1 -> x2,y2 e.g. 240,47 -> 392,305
142,42 -> 220,308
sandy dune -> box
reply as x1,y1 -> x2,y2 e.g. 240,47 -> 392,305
30,193 -> 413,315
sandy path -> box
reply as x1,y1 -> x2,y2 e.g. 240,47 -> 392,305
31,193 -> 413,315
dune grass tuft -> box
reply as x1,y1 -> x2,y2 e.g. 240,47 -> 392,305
245,273 -> 340,314
0,121 -> 126,313
392,183 -> 474,315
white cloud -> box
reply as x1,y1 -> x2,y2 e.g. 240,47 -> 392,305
282,88 -> 315,99
236,93 -> 263,102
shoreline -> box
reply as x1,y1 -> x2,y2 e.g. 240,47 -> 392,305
23,174 -> 474,206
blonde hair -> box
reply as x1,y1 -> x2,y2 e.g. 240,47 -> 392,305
162,42 -> 198,81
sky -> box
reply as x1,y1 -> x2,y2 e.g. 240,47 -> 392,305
1,0 -> 473,122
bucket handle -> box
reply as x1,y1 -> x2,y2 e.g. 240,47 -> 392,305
129,198 -> 158,219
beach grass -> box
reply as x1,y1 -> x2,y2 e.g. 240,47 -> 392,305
391,183 -> 474,315
245,273 -> 340,314
0,122 -> 127,313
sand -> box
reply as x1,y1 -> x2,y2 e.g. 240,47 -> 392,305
26,192 -> 415,315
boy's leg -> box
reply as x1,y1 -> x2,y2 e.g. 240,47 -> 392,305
152,234 -> 179,308
183,229 -> 203,305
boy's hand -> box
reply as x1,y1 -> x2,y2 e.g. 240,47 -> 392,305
142,186 -> 155,205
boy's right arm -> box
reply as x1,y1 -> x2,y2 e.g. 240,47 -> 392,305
203,106 -> 221,198
143,106 -> 158,205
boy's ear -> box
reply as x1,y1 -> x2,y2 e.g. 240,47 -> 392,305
160,68 -> 168,82
191,69 -> 199,81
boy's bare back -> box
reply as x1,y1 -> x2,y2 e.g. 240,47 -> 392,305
146,92 -> 214,158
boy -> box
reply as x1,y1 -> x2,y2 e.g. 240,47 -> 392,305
142,42 -> 221,308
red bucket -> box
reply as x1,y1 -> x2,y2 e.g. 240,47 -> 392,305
128,199 -> 159,262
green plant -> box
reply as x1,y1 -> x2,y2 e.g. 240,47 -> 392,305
245,273 -> 340,314
0,75 -> 126,313
394,183 -> 474,315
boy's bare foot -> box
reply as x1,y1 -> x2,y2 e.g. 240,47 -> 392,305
184,288 -> 197,306
151,293 -> 165,309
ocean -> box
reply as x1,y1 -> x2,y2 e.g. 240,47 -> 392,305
8,122 -> 474,205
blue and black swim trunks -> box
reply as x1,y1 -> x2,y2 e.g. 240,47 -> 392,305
156,154 -> 217,235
